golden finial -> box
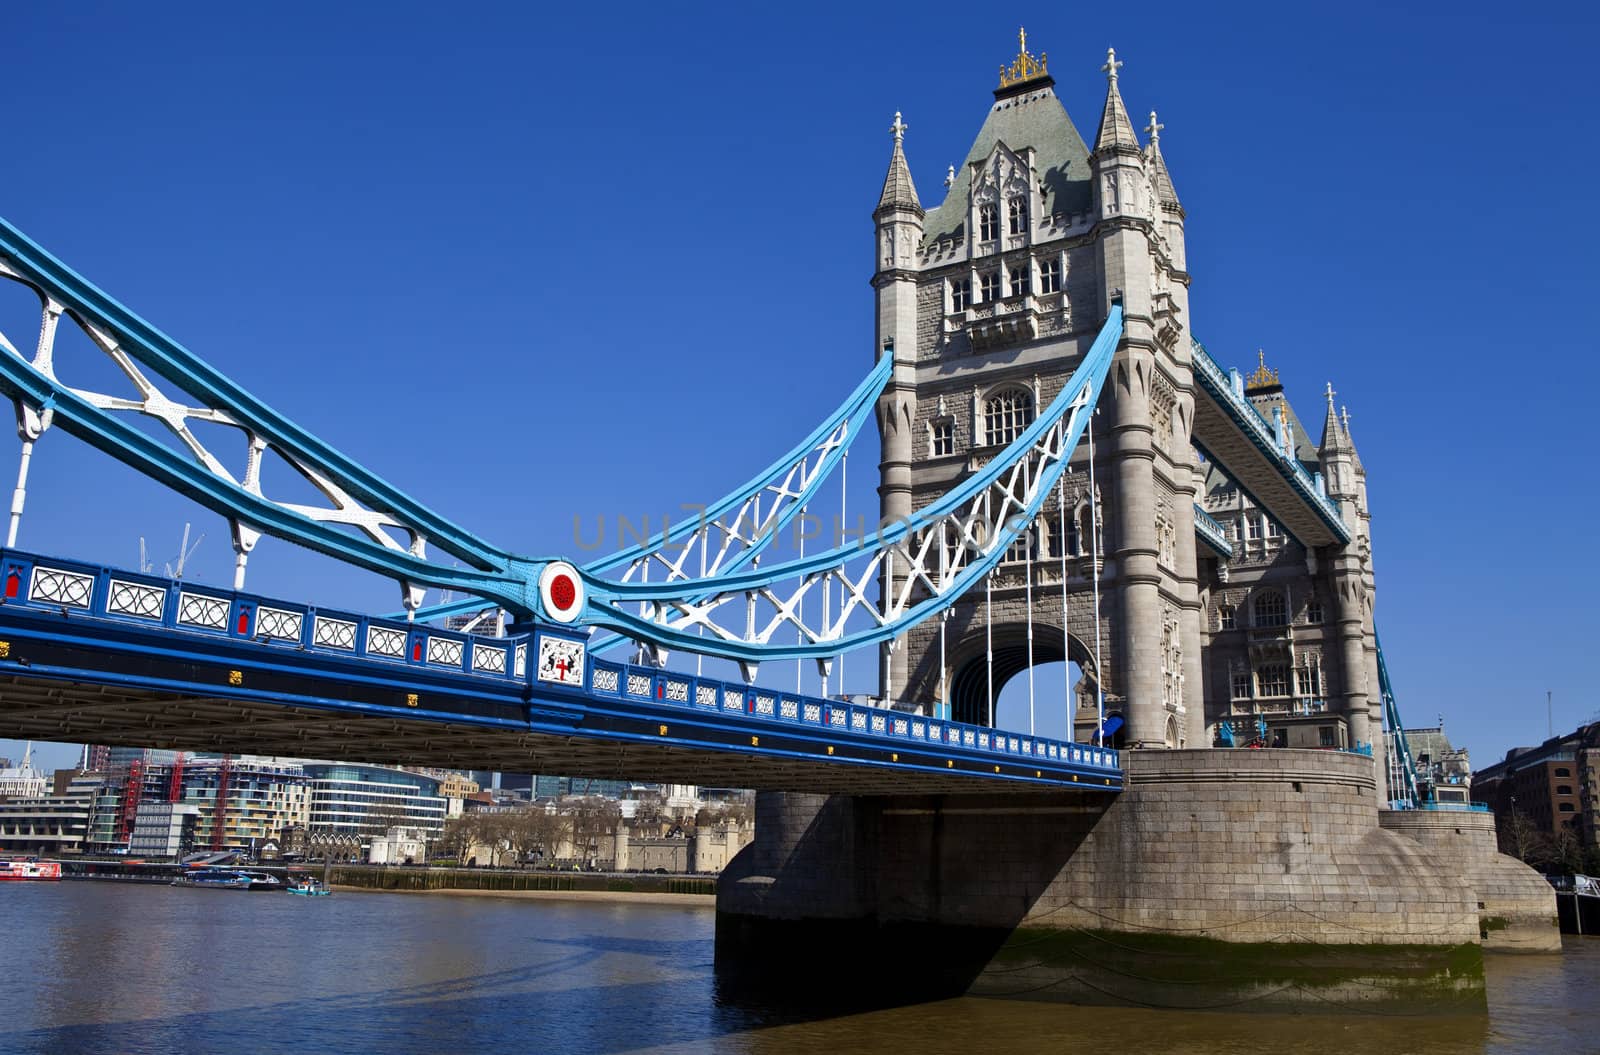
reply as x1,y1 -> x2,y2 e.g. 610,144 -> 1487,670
999,26 -> 1049,89
1245,349 -> 1281,392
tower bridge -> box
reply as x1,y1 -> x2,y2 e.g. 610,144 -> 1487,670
0,29 -> 1558,1012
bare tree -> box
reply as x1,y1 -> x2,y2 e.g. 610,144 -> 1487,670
567,797 -> 621,868
503,807 -> 567,867
436,814 -> 478,863
1498,810 -> 1549,867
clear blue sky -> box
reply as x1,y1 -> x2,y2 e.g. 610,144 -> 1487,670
0,1 -> 1595,773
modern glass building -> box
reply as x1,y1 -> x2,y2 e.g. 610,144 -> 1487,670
301,764 -> 447,837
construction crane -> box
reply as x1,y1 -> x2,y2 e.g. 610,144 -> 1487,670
211,754 -> 231,851
115,759 -> 144,846
139,522 -> 204,579
167,751 -> 186,803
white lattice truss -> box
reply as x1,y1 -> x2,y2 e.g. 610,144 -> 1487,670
0,260 -> 483,603
610,417 -> 851,588
590,378 -> 1098,661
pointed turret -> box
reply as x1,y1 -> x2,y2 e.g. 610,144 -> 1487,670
1318,382 -> 1350,456
1144,110 -> 1180,208
1093,48 -> 1139,156
1318,383 -> 1360,504
876,112 -> 923,217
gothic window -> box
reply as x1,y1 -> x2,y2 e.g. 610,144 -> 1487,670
930,419 -> 955,457
1305,598 -> 1324,624
1001,528 -> 1033,564
979,204 -> 999,241
1253,591 -> 1287,628
1296,662 -> 1322,698
983,388 -> 1034,447
1256,664 -> 1289,697
1264,518 -> 1281,539
1039,258 -> 1061,294
1218,604 -> 1236,630
950,278 -> 971,313
1230,670 -> 1252,699
980,271 -> 1001,302
1062,511 -> 1081,557
1246,516 -> 1261,541
1228,518 -> 1241,542
1007,196 -> 1027,235
1008,264 -> 1030,297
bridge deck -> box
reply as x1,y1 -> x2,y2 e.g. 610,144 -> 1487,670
1189,340 -> 1350,548
0,548 -> 1120,795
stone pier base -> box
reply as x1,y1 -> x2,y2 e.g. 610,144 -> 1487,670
1379,807 -> 1559,952
716,750 -> 1551,1013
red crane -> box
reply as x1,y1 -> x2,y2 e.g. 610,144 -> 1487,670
115,759 -> 144,845
210,755 -> 231,851
167,751 -> 186,803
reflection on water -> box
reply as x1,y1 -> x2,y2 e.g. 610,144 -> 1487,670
1,883 -> 1589,1055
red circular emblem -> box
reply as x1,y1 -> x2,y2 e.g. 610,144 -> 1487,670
549,573 -> 577,611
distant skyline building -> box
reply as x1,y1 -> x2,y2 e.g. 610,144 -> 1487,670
303,763 -> 447,838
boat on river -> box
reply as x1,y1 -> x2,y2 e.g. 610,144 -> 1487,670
0,859 -> 62,881
172,867 -> 282,891
287,877 -> 332,897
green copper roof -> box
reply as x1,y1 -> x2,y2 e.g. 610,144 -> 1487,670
921,86 -> 1093,245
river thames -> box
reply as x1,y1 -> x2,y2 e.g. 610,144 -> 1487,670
3,882 -> 1591,1054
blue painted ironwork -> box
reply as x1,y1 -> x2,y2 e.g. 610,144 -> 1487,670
0,546 -> 1122,789
1191,503 -> 1233,559
1376,631 -> 1423,809
0,216 -> 1116,666
570,307 -> 1124,662
1189,338 -> 1350,545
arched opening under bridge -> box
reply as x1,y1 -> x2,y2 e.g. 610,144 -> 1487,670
946,623 -> 1101,740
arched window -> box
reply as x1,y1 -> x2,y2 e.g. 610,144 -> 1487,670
1253,591 -> 1287,628
1008,196 -> 1027,235
984,388 -> 1034,447
1062,511 -> 1081,557
979,203 -> 999,241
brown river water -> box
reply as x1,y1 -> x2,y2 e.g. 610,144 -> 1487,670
3,881 -> 1593,1054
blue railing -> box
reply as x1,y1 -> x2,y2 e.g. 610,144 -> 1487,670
1189,339 -> 1350,543
1388,800 -> 1490,813
0,546 -> 1121,780
1191,503 -> 1233,558
0,548 -> 528,682
585,658 -> 1120,773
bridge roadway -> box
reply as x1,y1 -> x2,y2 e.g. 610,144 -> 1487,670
1188,339 -> 1350,548
0,548 -> 1120,795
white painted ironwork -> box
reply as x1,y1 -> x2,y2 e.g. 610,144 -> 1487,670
313,616 -> 357,650
426,637 -> 464,667
366,625 -> 407,659
513,642 -> 527,679
589,372 -> 1100,661
177,592 -> 229,630
471,643 -> 506,674
255,606 -> 303,641
106,578 -> 164,619
30,566 -> 93,608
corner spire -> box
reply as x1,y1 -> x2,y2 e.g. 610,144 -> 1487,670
1145,109 -> 1181,207
876,111 -> 923,216
1093,48 -> 1139,155
1319,382 -> 1348,452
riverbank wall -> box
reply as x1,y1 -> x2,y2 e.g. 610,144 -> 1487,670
716,749 -> 1554,1013
328,866 -> 715,897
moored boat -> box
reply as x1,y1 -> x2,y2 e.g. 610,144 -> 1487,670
172,868 -> 254,890
0,859 -> 62,881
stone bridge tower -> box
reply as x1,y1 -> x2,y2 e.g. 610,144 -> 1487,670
875,34 -> 1204,749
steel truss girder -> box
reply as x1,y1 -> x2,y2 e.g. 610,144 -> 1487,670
571,307 -> 1123,662
402,353 -> 891,628
0,215 -> 533,608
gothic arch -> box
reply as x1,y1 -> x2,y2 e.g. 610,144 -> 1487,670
945,620 -> 1098,730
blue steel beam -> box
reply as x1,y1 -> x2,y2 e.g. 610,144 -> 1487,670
567,307 -> 1124,662
0,546 -> 1122,793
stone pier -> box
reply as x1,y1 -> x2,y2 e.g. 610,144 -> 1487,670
717,749 -> 1557,1012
